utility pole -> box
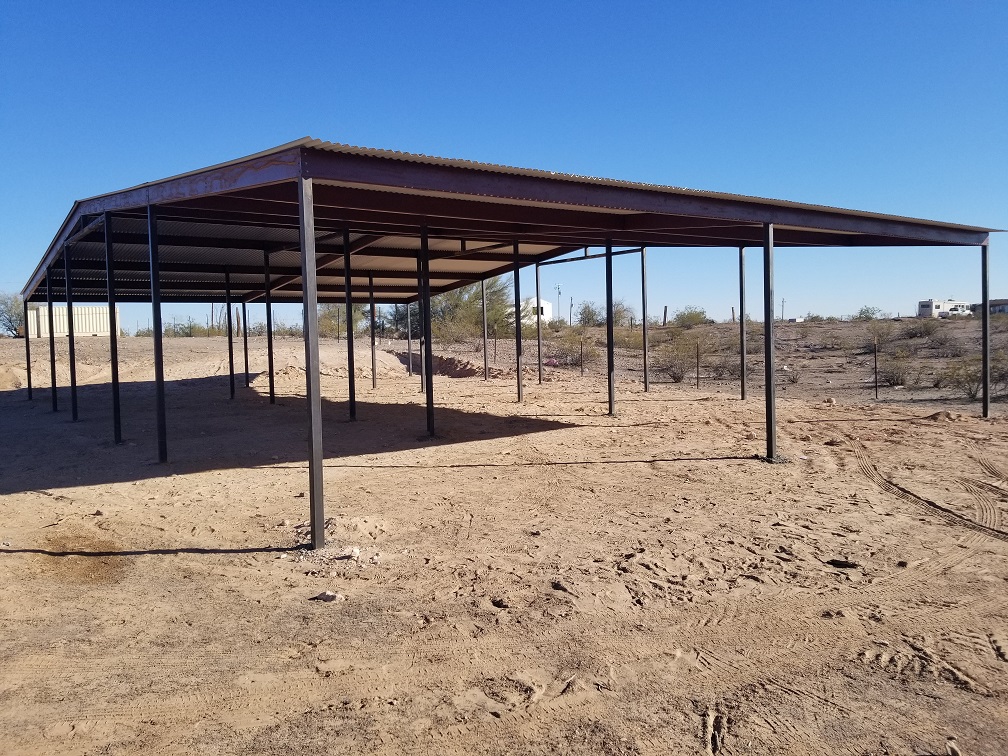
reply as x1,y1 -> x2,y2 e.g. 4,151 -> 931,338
569,296 -> 573,325
781,298 -> 785,322
554,283 -> 561,321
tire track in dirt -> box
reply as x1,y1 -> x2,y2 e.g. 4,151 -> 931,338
974,446 -> 1008,485
850,440 -> 1008,543
959,479 -> 1003,532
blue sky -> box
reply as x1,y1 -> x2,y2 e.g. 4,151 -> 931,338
1,1 -> 1005,327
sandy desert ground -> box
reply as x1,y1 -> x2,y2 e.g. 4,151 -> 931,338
0,330 -> 1006,755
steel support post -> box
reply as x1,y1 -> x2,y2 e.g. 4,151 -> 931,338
606,241 -> 615,415
64,245 -> 78,421
641,247 -> 649,392
46,268 -> 56,411
343,228 -> 356,420
369,275 -> 377,390
406,305 -> 413,376
299,177 -> 325,550
416,254 -> 424,393
264,251 -> 275,404
420,229 -> 435,435
739,247 -> 747,400
762,224 -> 777,461
23,298 -> 32,400
981,242 -> 990,418
536,264 -> 544,385
225,270 -> 235,399
104,212 -> 122,443
513,241 -> 523,402
148,205 -> 168,463
239,300 -> 247,387
481,279 -> 489,380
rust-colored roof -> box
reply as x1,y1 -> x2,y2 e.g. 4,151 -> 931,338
22,138 -> 995,304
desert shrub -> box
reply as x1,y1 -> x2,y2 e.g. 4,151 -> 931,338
866,319 -> 896,348
548,330 -> 599,367
655,338 -> 696,382
612,327 -> 643,350
901,318 -> 940,339
433,318 -> 481,350
134,325 -> 154,337
878,356 -> 912,386
576,301 -> 604,327
941,356 -> 984,399
939,351 -> 1008,399
672,306 -> 708,330
785,367 -> 800,384
710,351 -> 753,379
547,317 -> 567,333
853,306 -> 883,322
804,312 -> 826,323
929,331 -> 965,358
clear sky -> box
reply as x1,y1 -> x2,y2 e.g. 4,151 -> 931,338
1,1 -> 1005,328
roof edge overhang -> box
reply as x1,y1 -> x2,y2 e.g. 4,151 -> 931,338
22,144 -> 305,298
21,137 -> 999,300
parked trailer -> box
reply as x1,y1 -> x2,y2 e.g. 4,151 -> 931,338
917,299 -> 971,318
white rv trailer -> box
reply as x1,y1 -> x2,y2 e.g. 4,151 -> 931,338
917,299 -> 971,318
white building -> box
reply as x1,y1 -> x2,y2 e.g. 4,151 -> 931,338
27,304 -> 120,338
522,297 -> 553,325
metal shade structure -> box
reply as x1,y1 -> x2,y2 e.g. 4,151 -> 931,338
20,137 -> 997,549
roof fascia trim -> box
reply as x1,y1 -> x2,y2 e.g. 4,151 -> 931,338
301,147 -> 990,246
22,148 -> 304,299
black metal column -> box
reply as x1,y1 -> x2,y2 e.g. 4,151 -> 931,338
481,279 -> 489,380
46,268 -> 56,411
242,302 -> 249,387
406,304 -> 413,377
23,298 -> 31,400
264,251 -> 275,404
606,240 -> 615,416
64,245 -> 78,421
343,228 -> 356,420
535,263 -> 543,384
981,242 -> 990,418
416,255 -> 424,393
299,177 -> 325,550
148,205 -> 168,463
420,229 -> 435,435
641,247 -> 649,392
513,241 -> 523,402
739,246 -> 747,400
762,225 -> 776,460
369,275 -> 377,390
104,212 -> 122,443
225,270 -> 235,400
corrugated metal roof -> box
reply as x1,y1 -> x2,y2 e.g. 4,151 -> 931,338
21,137 -> 997,304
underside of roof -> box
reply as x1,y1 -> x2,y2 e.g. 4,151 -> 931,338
22,138 -> 995,305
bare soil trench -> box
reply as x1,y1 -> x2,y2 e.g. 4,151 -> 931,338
0,331 -> 1006,755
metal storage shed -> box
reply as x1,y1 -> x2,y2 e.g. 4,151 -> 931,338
19,137 -> 997,549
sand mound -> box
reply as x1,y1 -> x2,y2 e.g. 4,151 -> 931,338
0,366 -> 23,390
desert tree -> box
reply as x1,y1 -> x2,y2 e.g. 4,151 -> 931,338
0,292 -> 25,336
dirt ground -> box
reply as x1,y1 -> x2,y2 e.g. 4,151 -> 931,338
1,329 -> 1006,755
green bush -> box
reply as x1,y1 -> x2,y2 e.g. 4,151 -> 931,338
939,351 -> 1008,399
672,306 -> 708,330
548,330 -> 599,367
866,319 -> 896,348
901,318 -> 940,339
853,306 -> 883,322
655,338 -> 697,382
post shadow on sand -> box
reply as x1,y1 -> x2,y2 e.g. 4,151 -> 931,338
0,372 -> 572,497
